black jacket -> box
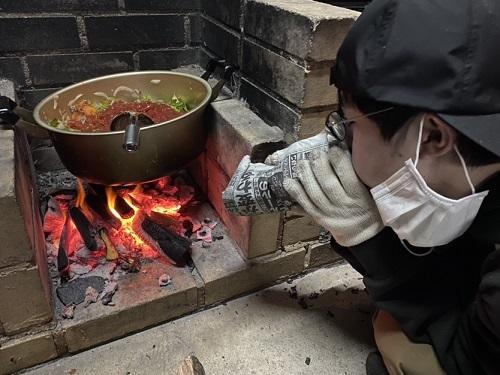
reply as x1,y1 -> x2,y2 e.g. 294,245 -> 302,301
333,174 -> 500,375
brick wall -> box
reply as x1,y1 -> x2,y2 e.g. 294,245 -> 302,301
201,0 -> 359,143
0,0 -> 202,108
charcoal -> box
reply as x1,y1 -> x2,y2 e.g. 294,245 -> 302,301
62,304 -> 75,319
141,217 -> 191,267
101,281 -> 118,305
115,194 -> 134,219
84,286 -> 99,307
69,207 -> 98,251
86,193 -> 117,224
57,216 -> 70,274
158,274 -> 171,287
56,276 -> 105,306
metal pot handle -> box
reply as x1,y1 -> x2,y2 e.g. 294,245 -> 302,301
123,114 -> 141,153
200,59 -> 237,102
0,95 -> 50,139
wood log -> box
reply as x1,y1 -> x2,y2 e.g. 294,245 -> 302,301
58,215 -> 71,280
141,217 -> 191,266
69,207 -> 98,251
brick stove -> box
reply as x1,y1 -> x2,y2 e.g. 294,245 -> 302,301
0,1 -> 359,373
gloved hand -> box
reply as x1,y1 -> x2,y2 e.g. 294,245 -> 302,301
283,144 -> 384,247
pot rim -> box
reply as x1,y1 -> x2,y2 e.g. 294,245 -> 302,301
33,70 -> 213,136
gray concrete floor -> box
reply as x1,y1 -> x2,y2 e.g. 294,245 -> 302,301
23,264 -> 374,375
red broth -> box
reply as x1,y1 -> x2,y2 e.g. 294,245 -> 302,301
66,100 -> 185,132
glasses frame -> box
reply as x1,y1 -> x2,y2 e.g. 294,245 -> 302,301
325,106 -> 395,142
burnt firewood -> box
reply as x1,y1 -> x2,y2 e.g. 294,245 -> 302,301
115,194 -> 134,219
146,210 -> 183,233
141,217 -> 191,267
69,207 -> 98,251
86,193 -> 116,224
58,215 -> 71,280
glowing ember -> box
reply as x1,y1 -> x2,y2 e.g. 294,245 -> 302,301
43,175 -> 195,274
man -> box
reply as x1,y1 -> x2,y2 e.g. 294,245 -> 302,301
273,0 -> 500,374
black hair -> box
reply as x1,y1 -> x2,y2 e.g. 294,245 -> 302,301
339,91 -> 500,167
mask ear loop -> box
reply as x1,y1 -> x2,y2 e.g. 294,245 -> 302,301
400,239 -> 434,257
413,116 -> 425,166
454,146 -> 476,194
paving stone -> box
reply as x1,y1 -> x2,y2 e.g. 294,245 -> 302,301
244,0 -> 359,61
205,156 -> 281,258
0,332 -> 57,375
242,39 -> 337,108
207,98 -> 285,177
62,262 -> 198,353
282,205 -> 321,246
191,217 -> 306,305
0,265 -> 52,335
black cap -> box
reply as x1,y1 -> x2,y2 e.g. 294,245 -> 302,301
331,0 -> 500,157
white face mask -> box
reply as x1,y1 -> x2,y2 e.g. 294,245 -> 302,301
370,116 -> 489,249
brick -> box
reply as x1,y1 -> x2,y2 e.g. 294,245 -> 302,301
0,265 -> 52,335
0,0 -> 118,12
0,131 -> 33,269
0,58 -> 25,87
207,98 -> 285,177
190,210 -> 306,305
137,48 -> 199,70
206,156 -> 281,258
27,52 -> 134,87
190,15 -> 201,45
240,77 -> 299,143
202,18 -> 240,66
124,0 -> 200,12
297,109 -> 335,139
0,17 -> 80,53
63,263 -> 198,353
202,0 -> 242,29
242,39 -> 337,108
85,15 -> 185,50
307,241 -> 342,269
0,332 -> 58,375
244,0 -> 359,61
18,87 -> 61,110
282,205 -> 321,247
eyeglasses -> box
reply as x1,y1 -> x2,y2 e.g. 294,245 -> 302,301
325,107 -> 395,141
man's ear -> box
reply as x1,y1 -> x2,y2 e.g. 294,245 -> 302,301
419,113 -> 458,158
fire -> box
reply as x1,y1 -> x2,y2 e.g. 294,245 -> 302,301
44,176 -> 192,274
105,186 -> 150,253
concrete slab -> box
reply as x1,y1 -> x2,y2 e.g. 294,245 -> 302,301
23,264 -> 374,375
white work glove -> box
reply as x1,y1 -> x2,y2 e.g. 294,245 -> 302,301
282,144 -> 384,247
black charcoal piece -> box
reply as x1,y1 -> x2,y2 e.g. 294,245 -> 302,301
56,276 -> 105,306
